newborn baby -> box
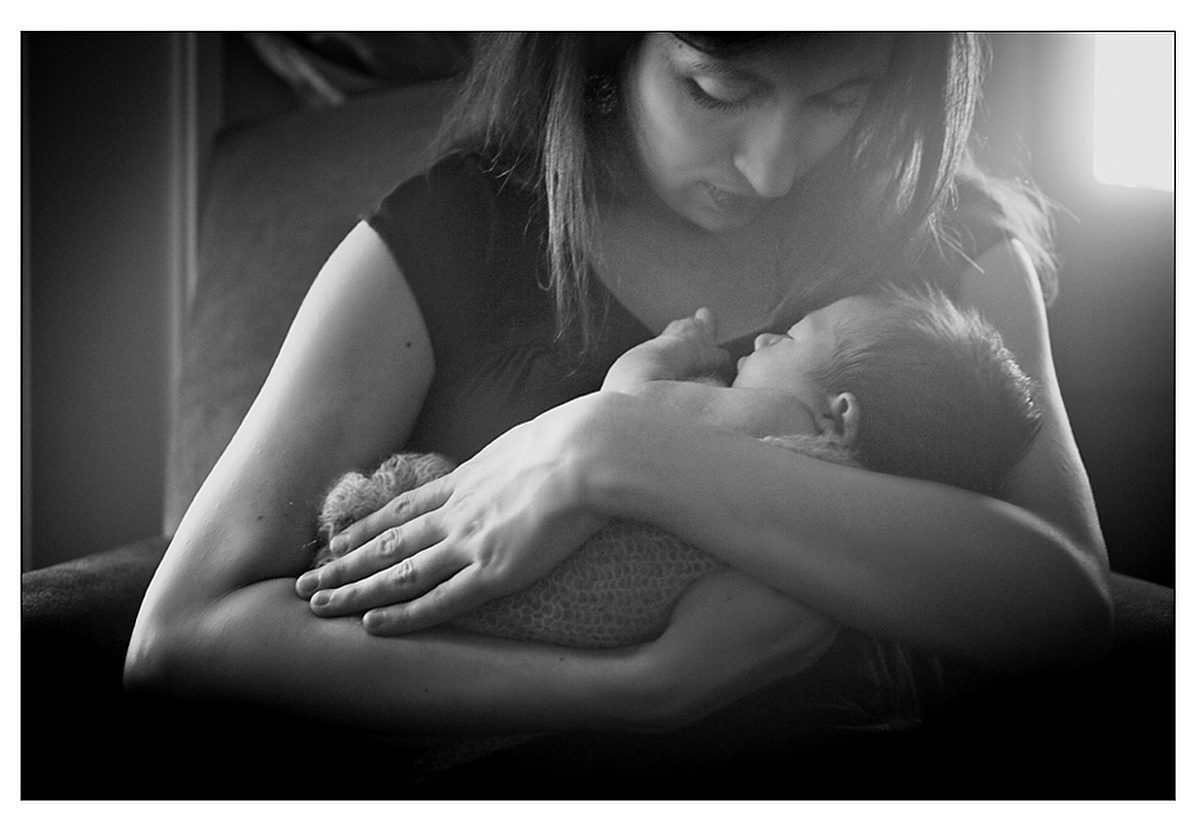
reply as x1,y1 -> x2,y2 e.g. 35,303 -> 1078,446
313,285 -> 1041,649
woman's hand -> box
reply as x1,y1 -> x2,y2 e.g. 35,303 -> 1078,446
294,396 -> 610,635
637,570 -> 838,730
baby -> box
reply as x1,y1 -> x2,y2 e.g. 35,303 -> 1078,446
314,285 -> 1042,649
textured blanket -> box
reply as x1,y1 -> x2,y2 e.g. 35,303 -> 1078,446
316,438 -> 851,648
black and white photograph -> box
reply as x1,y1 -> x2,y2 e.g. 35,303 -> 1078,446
18,22 -> 1180,813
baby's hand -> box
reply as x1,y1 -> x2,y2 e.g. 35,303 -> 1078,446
603,308 -> 730,391
659,308 -> 718,346
654,308 -> 729,377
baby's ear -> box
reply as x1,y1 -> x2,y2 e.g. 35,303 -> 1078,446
822,392 -> 860,449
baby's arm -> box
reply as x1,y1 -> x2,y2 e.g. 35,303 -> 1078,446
602,308 -> 731,393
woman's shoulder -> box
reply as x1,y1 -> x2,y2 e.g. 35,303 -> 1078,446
916,169 -> 1057,306
946,169 -> 1058,304
371,152 -> 532,230
941,175 -> 1013,262
367,150 -> 544,275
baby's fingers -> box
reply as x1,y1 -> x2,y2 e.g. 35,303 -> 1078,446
692,307 -> 718,339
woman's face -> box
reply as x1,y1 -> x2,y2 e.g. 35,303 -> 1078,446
624,33 -> 893,233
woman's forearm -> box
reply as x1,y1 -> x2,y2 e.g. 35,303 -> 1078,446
575,391 -> 1111,670
126,575 -> 656,735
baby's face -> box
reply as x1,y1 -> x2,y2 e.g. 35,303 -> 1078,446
733,295 -> 880,403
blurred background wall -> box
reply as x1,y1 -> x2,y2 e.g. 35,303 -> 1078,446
22,32 -> 1175,585
24,33 -> 176,571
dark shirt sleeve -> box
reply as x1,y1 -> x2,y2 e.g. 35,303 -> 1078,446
920,177 -> 1016,299
366,154 -> 506,362
361,154 -> 615,462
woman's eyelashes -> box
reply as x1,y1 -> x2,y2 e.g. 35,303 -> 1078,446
681,74 -> 756,111
681,72 -> 872,116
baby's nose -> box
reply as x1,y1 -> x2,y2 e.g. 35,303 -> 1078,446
754,333 -> 783,350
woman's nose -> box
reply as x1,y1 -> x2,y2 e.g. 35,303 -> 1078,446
733,109 -> 802,200
754,332 -> 783,350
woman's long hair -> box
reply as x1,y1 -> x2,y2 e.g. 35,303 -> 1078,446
433,33 -> 1056,354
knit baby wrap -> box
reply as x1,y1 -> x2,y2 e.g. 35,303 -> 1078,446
316,439 -> 850,648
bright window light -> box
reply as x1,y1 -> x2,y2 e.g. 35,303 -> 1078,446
1093,32 -> 1175,191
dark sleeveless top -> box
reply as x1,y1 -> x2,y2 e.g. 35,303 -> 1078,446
368,153 -> 1008,463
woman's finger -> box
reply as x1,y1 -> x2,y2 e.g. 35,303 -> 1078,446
330,473 -> 455,558
359,563 -> 488,636
308,541 -> 466,617
296,513 -> 443,598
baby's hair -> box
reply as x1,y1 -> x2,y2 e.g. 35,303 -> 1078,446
811,284 -> 1042,496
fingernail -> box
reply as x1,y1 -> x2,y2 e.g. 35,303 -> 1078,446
296,572 -> 318,595
363,610 -> 385,631
311,590 -> 330,607
329,535 -> 347,555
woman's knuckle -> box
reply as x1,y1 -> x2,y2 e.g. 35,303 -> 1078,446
390,557 -> 416,588
390,493 -> 410,517
377,527 -> 403,559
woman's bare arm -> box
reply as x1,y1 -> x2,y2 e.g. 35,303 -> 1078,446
957,240 -> 1109,581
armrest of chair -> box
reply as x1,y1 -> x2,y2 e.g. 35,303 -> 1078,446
22,536 -> 169,671
22,537 -> 167,797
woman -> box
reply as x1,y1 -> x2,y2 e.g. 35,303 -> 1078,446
125,33 -> 1111,737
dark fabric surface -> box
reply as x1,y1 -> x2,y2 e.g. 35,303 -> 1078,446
22,538 -> 167,797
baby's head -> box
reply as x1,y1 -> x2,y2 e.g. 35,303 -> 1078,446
734,285 -> 1042,495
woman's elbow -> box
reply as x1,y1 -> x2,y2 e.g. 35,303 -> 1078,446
123,590 -> 218,699
123,614 -> 185,698
1060,561 -> 1115,666
1044,531 -> 1114,666
1002,540 -> 1114,672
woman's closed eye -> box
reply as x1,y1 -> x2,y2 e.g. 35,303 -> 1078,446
682,73 -> 758,111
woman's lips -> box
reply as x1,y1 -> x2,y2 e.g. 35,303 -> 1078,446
702,182 -> 769,217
